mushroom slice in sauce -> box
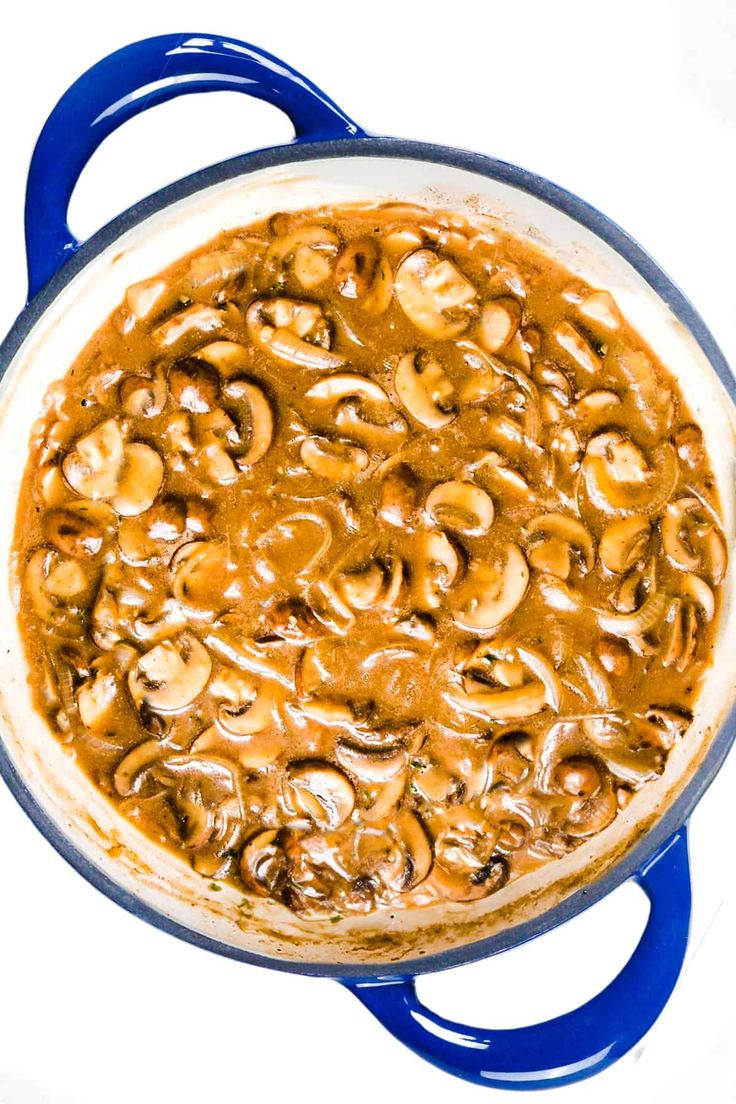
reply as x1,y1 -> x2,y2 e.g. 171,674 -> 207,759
110,443 -> 164,517
394,351 -> 458,429
128,633 -> 212,713
661,497 -> 727,582
299,436 -> 370,482
25,547 -> 91,621
245,297 -> 345,369
451,544 -> 529,632
62,419 -> 125,499
599,516 -> 651,574
334,237 -> 394,315
582,432 -> 677,516
266,224 -> 340,290
305,373 -> 407,450
395,249 -> 477,339
114,739 -> 166,797
524,514 -> 594,580
283,761 -> 355,829
411,531 -> 461,612
425,480 -> 494,537
239,828 -> 289,897
478,297 -> 522,353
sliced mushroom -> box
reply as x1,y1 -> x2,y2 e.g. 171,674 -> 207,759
578,290 -> 621,330
62,418 -> 125,499
334,238 -> 393,314
425,481 -> 494,537
524,514 -> 594,580
306,579 -> 356,635
299,436 -> 369,482
582,432 -> 677,516
395,249 -> 477,339
336,562 -> 386,610
478,297 -> 522,353
119,366 -> 167,417
171,540 -> 238,617
599,516 -> 651,574
111,442 -> 164,517
283,761 -> 355,829
661,498 -> 727,582
360,770 -> 407,824
254,511 -> 332,583
411,531 -> 461,611
44,504 -> 110,559
239,828 -> 288,896
394,351 -> 457,429
335,738 -> 407,783
266,224 -> 340,289
430,850 -> 508,902
674,425 -> 704,469
378,463 -> 420,528
221,378 -> 274,467
77,670 -> 117,729
575,390 -> 622,420
125,277 -> 169,322
305,373 -> 407,451
455,340 -> 503,403
384,810 -> 433,891
451,544 -> 529,632
128,633 -> 211,713
554,321 -> 600,374
62,419 -> 164,516
153,303 -> 226,349
25,547 -> 90,621
245,297 -> 345,370
113,739 -> 165,797
168,358 -> 220,413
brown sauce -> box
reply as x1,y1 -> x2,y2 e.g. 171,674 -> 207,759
12,203 -> 726,917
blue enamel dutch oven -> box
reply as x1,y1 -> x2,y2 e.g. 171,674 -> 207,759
1,32 -> 735,1093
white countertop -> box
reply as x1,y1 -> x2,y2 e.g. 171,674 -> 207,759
1,3 -> 735,1101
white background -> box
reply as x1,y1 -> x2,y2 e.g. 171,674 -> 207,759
1,2 -> 735,1102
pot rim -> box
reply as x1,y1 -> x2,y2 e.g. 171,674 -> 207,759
1,135 -> 734,979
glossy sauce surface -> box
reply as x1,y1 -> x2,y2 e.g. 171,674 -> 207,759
13,203 -> 726,917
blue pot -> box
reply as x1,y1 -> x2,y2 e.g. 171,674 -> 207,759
1,32 -> 735,1092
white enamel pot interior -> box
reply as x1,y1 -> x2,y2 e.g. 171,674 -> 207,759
0,151 -> 734,970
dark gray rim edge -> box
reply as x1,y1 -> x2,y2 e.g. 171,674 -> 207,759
1,135 -> 734,980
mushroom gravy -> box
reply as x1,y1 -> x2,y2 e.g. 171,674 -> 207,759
12,203 -> 726,917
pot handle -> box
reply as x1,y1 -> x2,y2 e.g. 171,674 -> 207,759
343,827 -> 691,1090
24,33 -> 363,298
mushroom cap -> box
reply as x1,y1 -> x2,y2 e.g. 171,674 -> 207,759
394,351 -> 457,429
425,480 -> 495,537
222,377 -> 274,467
62,418 -> 125,500
111,442 -> 164,517
451,543 -> 529,632
599,516 -> 651,574
283,761 -> 355,829
395,249 -> 477,339
128,633 -> 212,714
300,436 -> 369,482
246,297 -> 345,370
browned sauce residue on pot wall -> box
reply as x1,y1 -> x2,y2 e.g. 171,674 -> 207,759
12,203 -> 726,919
